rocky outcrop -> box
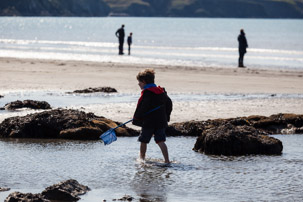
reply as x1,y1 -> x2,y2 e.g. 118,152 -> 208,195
67,87 -> 117,94
5,192 -> 49,202
113,194 -> 135,201
281,125 -> 303,134
41,179 -> 90,201
5,179 -> 89,202
0,187 -> 10,192
193,123 -> 283,155
166,120 -> 209,137
248,114 -> 303,134
0,95 -> 3,98
166,114 -> 303,137
166,113 -> 302,156
0,109 -> 139,139
3,100 -> 51,110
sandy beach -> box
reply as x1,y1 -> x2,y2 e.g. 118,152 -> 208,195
1,58 -> 303,201
1,57 -> 303,124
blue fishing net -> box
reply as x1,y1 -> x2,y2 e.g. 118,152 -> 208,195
100,129 -> 117,145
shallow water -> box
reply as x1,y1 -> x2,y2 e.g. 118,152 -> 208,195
1,90 -> 303,124
1,90 -> 302,109
0,135 -> 303,201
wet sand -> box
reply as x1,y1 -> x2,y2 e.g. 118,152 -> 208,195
1,57 -> 303,124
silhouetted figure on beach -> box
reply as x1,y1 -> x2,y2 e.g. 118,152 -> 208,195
116,24 -> 125,55
127,32 -> 133,55
238,29 -> 248,68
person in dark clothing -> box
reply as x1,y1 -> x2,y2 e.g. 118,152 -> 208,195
133,69 -> 173,163
115,24 -> 125,55
127,32 -> 133,55
238,29 -> 248,68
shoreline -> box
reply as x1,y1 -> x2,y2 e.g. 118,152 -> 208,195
1,57 -> 303,124
1,57 -> 303,94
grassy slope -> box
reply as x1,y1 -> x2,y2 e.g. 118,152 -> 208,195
104,0 -> 302,9
0,0 -> 302,17
104,0 -> 303,17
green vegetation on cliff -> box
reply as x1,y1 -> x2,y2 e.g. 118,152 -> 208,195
0,0 -> 110,16
1,0 -> 302,18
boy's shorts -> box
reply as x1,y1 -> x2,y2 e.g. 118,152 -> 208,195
138,128 -> 166,144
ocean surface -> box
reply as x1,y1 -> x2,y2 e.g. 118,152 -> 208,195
0,17 -> 303,69
0,135 -> 303,202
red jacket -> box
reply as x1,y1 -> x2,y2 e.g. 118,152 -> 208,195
133,86 -> 172,128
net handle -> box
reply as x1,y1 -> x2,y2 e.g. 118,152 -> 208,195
113,105 -> 162,130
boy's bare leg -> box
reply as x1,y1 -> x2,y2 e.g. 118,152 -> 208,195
157,141 -> 170,163
140,142 -> 147,160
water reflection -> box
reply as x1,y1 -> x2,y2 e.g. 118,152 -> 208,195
132,160 -> 173,202
0,138 -> 99,148
1,136 -> 303,201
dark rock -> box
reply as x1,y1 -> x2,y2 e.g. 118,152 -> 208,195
0,187 -> 10,192
67,87 -> 117,94
193,123 -> 283,155
5,192 -> 49,202
92,118 -> 139,137
0,95 -> 3,98
4,100 -> 23,110
0,109 -> 139,139
168,114 -> 303,136
4,100 -> 51,110
113,194 -> 134,201
167,118 -> 249,137
166,121 -> 206,136
251,113 -> 303,134
59,126 -> 102,140
4,179 -> 89,202
281,124 -> 303,134
41,179 -> 90,201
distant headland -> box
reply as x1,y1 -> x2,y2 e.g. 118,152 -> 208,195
1,0 -> 303,18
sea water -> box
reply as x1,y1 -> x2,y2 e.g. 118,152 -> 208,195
0,91 -> 303,201
0,135 -> 303,201
0,17 -> 303,69
1,90 -> 303,118
1,17 -> 303,201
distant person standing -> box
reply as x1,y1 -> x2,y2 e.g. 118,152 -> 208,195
127,32 -> 133,55
238,29 -> 248,68
116,24 -> 125,55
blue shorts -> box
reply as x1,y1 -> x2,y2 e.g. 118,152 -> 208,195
138,128 -> 166,144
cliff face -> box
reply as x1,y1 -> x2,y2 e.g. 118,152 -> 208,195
0,0 -> 110,16
106,0 -> 303,18
169,0 -> 303,18
0,0 -> 302,18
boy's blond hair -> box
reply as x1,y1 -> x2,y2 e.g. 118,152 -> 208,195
136,69 -> 155,84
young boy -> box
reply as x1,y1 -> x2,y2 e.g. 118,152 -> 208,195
127,32 -> 132,55
133,69 -> 173,163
